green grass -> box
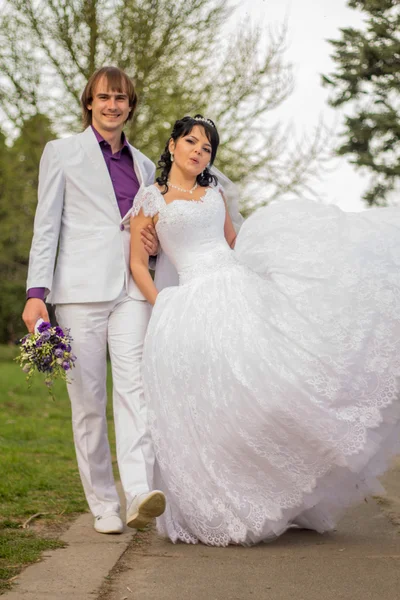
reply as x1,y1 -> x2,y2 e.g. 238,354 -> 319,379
0,349 -> 116,593
0,527 -> 65,590
0,345 -> 19,362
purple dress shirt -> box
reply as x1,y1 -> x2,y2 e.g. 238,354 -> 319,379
92,127 -> 140,218
27,127 -> 140,300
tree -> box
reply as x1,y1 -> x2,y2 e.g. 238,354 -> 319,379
0,115 -> 54,343
0,0 -> 329,343
0,0 -> 326,203
322,0 -> 400,206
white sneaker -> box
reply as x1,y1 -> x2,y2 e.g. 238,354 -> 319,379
94,512 -> 124,534
126,490 -> 166,530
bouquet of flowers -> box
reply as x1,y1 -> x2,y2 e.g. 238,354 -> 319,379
16,320 -> 77,396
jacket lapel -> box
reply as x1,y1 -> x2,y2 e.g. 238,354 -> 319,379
78,127 -> 121,219
130,145 -> 145,186
121,145 -> 146,224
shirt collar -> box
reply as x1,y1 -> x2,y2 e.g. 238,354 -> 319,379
91,125 -> 130,152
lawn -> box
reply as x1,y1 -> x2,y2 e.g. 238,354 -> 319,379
0,345 -> 116,593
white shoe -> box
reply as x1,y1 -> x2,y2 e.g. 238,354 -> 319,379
94,512 -> 124,534
126,490 -> 166,530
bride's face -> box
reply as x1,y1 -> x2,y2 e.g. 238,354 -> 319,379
169,126 -> 212,178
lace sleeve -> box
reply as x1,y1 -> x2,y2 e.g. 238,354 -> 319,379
132,186 -> 163,218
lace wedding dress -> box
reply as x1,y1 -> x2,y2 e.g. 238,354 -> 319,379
133,185 -> 400,546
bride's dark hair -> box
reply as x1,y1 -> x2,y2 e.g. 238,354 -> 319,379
156,115 -> 219,193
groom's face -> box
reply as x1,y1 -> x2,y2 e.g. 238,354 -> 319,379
87,76 -> 132,135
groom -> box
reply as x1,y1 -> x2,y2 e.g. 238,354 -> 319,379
22,66 -> 166,534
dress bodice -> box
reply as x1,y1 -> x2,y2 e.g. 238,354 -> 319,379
133,186 -> 238,284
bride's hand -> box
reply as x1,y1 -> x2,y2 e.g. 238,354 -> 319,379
141,224 -> 160,256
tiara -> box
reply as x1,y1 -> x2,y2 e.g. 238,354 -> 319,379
193,116 -> 215,128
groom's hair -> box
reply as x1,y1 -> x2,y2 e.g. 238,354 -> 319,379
81,66 -> 138,129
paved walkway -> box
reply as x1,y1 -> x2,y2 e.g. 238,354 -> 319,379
5,465 -> 400,600
3,483 -> 132,600
98,490 -> 400,600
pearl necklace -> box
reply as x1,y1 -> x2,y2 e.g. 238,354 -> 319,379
167,180 -> 198,194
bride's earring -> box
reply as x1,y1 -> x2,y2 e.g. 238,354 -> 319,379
170,152 -> 174,162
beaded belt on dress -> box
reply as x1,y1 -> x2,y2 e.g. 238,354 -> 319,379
178,247 -> 239,285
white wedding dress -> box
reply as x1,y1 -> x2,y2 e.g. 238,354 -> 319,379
133,185 -> 400,546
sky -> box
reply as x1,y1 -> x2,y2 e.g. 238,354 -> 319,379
235,0 -> 367,211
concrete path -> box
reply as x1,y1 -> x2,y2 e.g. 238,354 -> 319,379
99,464 -> 400,600
97,500 -> 400,600
3,484 -> 132,600
4,466 -> 400,600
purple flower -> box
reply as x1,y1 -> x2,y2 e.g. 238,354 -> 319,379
17,318 -> 77,396
38,321 -> 52,333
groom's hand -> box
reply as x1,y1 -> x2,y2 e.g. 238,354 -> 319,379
141,224 -> 160,256
22,299 -> 50,333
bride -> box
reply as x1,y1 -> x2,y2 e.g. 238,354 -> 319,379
130,114 -> 400,546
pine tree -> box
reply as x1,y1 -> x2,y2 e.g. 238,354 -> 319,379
322,0 -> 400,206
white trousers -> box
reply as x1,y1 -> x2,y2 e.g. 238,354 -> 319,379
56,291 -> 153,517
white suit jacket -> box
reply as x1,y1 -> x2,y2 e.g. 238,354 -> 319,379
27,126 -> 155,304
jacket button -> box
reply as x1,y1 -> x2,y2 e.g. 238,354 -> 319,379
120,224 -> 125,231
